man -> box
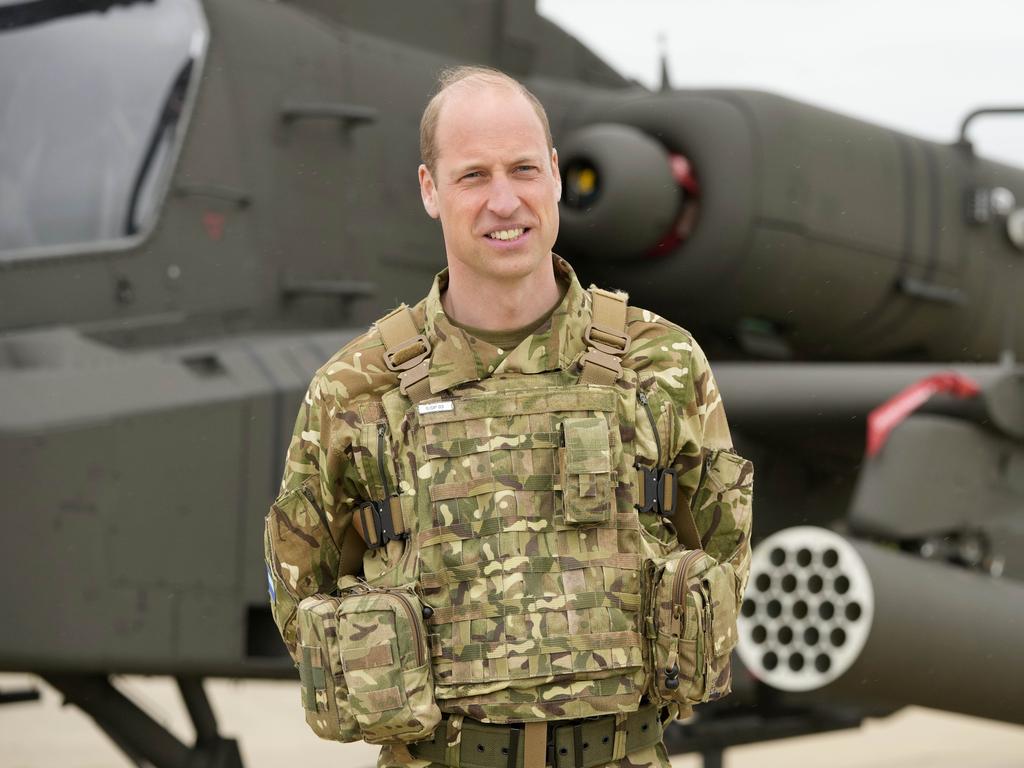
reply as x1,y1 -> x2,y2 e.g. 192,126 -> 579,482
264,66 -> 752,768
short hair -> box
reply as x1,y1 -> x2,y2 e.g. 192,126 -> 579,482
419,65 -> 554,175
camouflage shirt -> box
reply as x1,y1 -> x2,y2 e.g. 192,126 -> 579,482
265,255 -> 752,717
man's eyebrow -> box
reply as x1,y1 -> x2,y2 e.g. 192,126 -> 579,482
449,161 -> 484,179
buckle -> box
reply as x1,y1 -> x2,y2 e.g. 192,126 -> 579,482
579,347 -> 621,375
356,498 -> 408,550
635,466 -> 677,518
398,358 -> 430,398
384,334 -> 431,372
584,323 -> 629,356
636,466 -> 659,514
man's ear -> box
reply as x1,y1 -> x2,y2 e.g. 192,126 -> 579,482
418,164 -> 440,219
550,148 -> 562,203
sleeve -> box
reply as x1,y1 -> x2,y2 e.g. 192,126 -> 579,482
669,340 -> 754,592
263,372 -> 365,660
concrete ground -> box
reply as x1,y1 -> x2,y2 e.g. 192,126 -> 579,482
2,673 -> 1023,767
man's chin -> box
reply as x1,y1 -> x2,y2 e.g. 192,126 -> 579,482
474,249 -> 552,281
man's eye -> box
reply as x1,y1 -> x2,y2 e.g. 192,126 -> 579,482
515,165 -> 538,173
461,171 -> 483,180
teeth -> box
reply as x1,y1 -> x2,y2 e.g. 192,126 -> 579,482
487,228 -> 524,241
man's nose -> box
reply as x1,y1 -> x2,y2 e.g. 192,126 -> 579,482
486,175 -> 520,218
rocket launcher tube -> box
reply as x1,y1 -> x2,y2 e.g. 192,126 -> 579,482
737,526 -> 1024,725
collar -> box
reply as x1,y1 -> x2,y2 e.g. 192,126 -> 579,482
420,255 -> 590,394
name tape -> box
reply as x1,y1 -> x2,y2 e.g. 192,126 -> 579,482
418,401 -> 455,414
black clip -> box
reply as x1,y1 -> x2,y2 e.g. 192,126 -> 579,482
635,466 -> 678,519
357,497 -> 408,550
636,466 -> 660,514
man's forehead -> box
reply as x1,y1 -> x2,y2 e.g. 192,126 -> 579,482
434,82 -> 548,164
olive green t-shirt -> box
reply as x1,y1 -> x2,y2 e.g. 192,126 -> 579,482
446,284 -> 568,351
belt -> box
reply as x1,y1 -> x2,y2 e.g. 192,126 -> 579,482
409,704 -> 663,768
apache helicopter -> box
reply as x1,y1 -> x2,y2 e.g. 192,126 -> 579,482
2,1 -> 1023,766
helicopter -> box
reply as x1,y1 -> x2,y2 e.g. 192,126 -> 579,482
2,1 -> 1023,766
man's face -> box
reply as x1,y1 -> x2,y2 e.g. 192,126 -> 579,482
418,84 -> 561,284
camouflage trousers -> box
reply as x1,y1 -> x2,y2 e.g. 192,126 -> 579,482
377,739 -> 671,768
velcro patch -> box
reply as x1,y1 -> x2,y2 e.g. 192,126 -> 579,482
341,643 -> 394,671
361,685 -> 404,713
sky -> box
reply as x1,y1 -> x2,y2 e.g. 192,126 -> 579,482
537,0 -> 1024,168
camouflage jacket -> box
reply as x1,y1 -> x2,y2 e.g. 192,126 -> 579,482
264,256 -> 752,720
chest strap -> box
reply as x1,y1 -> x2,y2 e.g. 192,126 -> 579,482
376,304 -> 433,403
579,287 -> 629,386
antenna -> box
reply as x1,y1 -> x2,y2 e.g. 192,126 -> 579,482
658,32 -> 671,92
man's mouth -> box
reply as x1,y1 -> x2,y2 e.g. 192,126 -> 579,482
485,227 -> 529,241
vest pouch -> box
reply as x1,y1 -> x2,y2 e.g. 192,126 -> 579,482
336,585 -> 441,744
644,549 -> 740,709
295,594 -> 360,742
561,416 -> 613,524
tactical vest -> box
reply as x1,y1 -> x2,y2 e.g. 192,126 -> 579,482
345,289 -> 693,724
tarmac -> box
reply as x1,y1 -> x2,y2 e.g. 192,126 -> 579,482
2,673 -> 1024,767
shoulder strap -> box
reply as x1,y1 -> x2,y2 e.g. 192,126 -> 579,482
579,287 -> 629,386
376,304 -> 433,403
347,304 -> 428,552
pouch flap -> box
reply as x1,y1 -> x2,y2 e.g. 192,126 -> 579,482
706,450 -> 753,492
338,609 -> 397,682
564,416 -> 611,474
359,686 -> 404,714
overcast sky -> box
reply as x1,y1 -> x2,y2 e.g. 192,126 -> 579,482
538,0 -> 1024,168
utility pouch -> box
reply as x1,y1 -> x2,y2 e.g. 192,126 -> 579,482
561,416 -> 614,524
295,594 -> 360,742
296,585 -> 441,744
643,548 -> 740,710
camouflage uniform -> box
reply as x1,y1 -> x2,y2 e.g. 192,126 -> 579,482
265,256 -> 752,768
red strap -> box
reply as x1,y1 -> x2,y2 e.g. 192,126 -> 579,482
866,373 -> 981,457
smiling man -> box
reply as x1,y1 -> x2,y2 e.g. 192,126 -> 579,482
417,69 -> 563,335
264,66 -> 752,768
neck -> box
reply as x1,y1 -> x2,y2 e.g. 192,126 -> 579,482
442,257 -> 561,331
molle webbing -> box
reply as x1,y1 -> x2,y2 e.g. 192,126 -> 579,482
376,304 -> 432,402
416,379 -> 644,719
579,287 -> 629,386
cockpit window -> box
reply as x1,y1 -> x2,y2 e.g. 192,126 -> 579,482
0,0 -> 207,259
